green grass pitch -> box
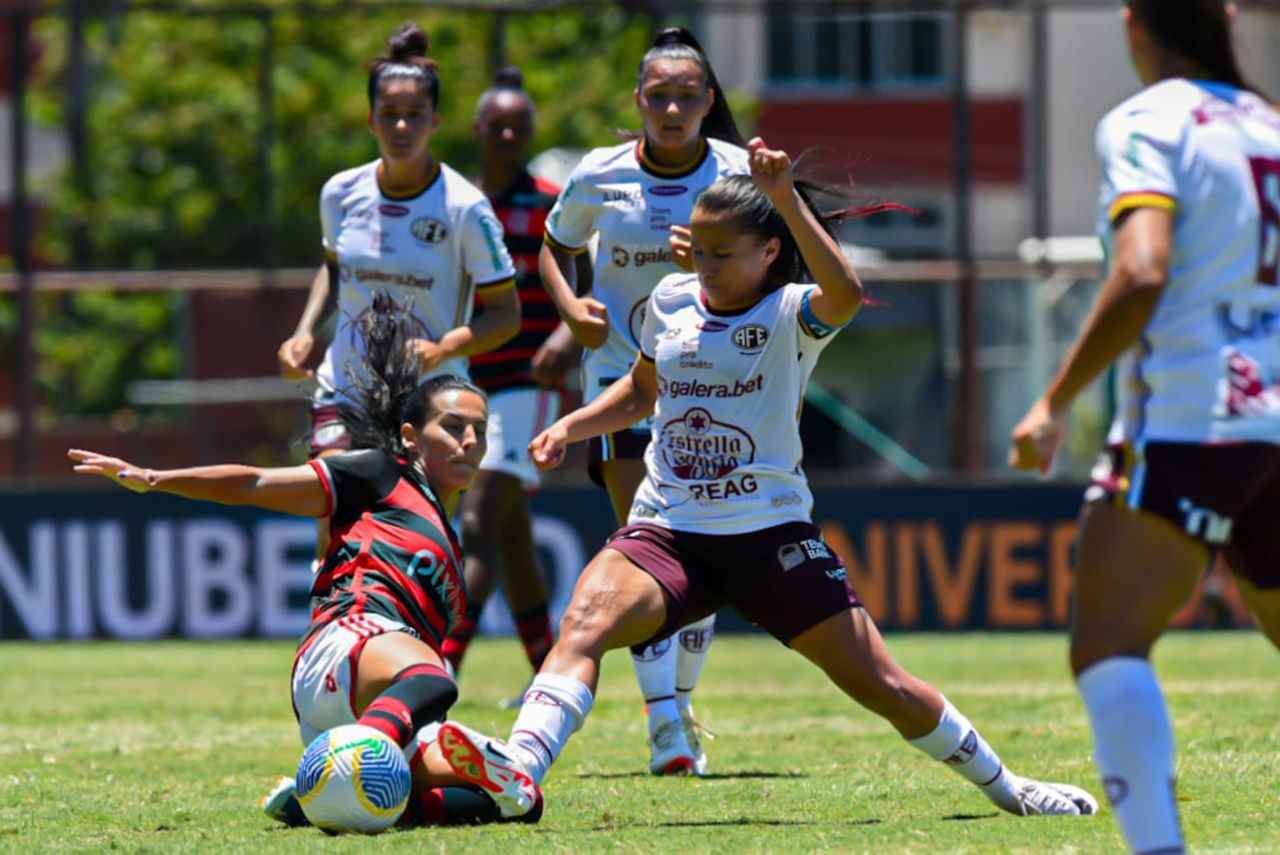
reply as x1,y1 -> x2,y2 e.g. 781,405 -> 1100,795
1,633 -> 1277,853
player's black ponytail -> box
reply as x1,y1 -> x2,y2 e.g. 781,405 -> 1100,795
695,173 -> 901,292
638,27 -> 745,147
1126,0 -> 1263,96
367,21 -> 442,108
338,292 -> 483,457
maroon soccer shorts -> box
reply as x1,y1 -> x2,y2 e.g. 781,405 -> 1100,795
1088,440 -> 1280,589
604,521 -> 862,645
309,404 -> 354,457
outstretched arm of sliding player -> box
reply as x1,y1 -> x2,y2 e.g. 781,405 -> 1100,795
67,449 -> 330,517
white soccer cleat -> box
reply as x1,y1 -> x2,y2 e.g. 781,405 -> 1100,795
648,718 -> 696,776
1012,778 -> 1100,816
680,706 -> 714,777
438,722 -> 541,818
259,774 -> 308,827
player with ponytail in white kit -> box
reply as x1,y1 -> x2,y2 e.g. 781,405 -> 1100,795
1011,2 -> 1280,852
432,138 -> 1100,824
276,22 -> 520,559
538,27 -> 749,775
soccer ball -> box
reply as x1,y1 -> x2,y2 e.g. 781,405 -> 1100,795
295,724 -> 412,834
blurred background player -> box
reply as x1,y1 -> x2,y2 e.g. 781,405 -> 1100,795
441,67 -> 589,690
437,141 -> 1099,822
537,26 -> 749,776
1010,2 -> 1280,852
275,21 -> 520,560
71,295 -> 540,827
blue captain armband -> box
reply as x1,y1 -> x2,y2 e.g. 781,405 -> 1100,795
798,290 -> 846,340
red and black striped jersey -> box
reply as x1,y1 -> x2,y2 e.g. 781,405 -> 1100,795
296,449 -> 466,659
469,170 -> 564,394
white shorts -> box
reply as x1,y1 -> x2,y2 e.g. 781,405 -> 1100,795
478,387 -> 560,489
291,613 -> 440,769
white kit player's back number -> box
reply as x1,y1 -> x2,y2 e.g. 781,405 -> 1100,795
1250,157 -> 1280,286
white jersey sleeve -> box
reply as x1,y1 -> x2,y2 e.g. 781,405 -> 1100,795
1096,97 -> 1182,223
319,173 -> 345,255
544,158 -> 598,253
459,198 -> 517,288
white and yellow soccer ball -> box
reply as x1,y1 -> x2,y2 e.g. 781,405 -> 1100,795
295,724 -> 412,834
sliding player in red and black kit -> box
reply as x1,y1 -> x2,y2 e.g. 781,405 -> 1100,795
71,295 -> 541,828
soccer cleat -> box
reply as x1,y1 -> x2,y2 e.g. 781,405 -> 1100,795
648,718 -> 696,776
680,706 -> 715,777
1012,778 -> 1100,816
260,774 -> 310,827
438,722 -> 541,818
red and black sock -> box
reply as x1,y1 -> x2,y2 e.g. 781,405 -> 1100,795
400,787 -> 542,826
514,606 -> 554,672
356,663 -> 456,749
441,605 -> 481,675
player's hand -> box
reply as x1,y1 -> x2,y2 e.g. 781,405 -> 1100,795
747,137 -> 794,205
530,323 -> 579,388
67,449 -> 153,493
407,338 -> 446,372
564,296 -> 610,350
277,333 -> 315,380
1008,398 -> 1068,475
529,422 -> 570,470
668,225 -> 694,272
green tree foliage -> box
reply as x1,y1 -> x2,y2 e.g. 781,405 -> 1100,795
22,3 -> 661,417
32,4 -> 657,269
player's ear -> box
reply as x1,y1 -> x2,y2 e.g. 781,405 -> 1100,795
400,422 -> 419,455
761,235 -> 782,268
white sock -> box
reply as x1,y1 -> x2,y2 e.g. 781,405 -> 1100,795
675,615 -> 716,713
908,698 -> 1022,813
631,635 -> 680,729
1078,657 -> 1183,854
508,673 -> 594,784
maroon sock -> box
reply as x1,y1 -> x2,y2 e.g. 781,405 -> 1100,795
514,606 -> 554,671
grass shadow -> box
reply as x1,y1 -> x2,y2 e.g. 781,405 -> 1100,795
652,818 -> 882,829
574,770 -> 806,780
941,812 -> 1000,821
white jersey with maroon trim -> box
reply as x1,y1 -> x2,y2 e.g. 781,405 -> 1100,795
629,274 -> 842,535
1096,78 -> 1280,444
315,159 -> 516,406
544,138 -> 749,398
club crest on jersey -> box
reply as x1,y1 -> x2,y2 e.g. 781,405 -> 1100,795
732,324 -> 769,353
411,217 -> 449,245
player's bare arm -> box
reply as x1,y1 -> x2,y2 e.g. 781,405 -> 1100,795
529,356 -> 658,469
278,261 -> 335,379
414,282 -> 522,372
748,137 -> 863,328
1010,207 -> 1173,472
67,449 -> 329,517
539,243 -> 609,349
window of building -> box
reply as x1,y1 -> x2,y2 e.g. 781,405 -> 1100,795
766,9 -> 948,91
